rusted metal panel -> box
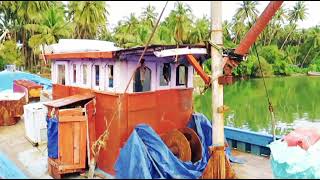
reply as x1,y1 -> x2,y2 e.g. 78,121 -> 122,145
0,93 -> 25,126
52,84 -> 194,175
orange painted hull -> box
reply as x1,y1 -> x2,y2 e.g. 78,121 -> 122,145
52,84 -> 194,175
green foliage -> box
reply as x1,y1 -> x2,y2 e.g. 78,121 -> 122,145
0,40 -> 23,70
252,56 -> 273,77
0,0 -> 319,75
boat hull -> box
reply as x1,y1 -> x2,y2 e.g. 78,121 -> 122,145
52,84 -> 194,175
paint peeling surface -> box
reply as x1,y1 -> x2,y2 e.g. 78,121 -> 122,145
0,92 -> 25,126
0,151 -> 27,179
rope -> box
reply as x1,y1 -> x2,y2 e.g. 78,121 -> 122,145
89,1 -> 169,177
243,2 -> 276,141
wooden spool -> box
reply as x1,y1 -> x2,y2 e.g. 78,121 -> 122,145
178,127 -> 203,163
160,129 -> 191,162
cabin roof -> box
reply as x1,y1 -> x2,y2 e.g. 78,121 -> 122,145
44,94 -> 94,108
42,44 -> 210,61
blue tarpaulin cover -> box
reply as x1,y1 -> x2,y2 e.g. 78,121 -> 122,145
0,151 -> 27,179
115,113 -> 243,179
47,116 -> 58,159
0,70 -> 52,91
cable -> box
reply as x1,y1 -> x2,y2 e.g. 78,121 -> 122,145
243,2 -> 276,141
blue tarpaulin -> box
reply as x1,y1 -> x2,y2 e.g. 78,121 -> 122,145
0,151 -> 27,179
115,113 -> 243,179
47,117 -> 58,159
0,70 -> 52,91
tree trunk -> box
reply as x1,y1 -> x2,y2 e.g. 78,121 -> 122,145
294,34 -> 302,65
300,46 -> 312,68
280,24 -> 296,50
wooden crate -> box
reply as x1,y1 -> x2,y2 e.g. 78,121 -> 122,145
44,94 -> 95,179
47,108 -> 87,179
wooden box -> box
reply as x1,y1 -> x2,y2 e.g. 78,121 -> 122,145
44,94 -> 95,179
13,79 -> 43,103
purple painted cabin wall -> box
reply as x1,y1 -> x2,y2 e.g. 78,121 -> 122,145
51,56 -> 194,93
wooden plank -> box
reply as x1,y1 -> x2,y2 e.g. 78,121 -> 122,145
79,121 -> 87,168
59,122 -> 74,165
231,150 -> 273,179
73,122 -> 80,164
43,51 -> 114,60
59,116 -> 86,123
59,108 -> 84,116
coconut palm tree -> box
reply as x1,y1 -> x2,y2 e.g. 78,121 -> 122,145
140,5 -> 158,29
169,2 -> 193,45
188,16 -> 210,44
235,1 -> 259,24
267,6 -> 286,46
68,1 -> 108,39
300,27 -> 320,67
280,1 -> 308,50
25,5 -> 71,54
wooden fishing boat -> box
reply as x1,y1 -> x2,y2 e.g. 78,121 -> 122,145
307,71 -> 320,76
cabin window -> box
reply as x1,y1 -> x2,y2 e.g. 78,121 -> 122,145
133,62 -> 151,92
108,65 -> 114,88
160,63 -> 171,86
95,65 -> 100,86
176,64 -> 188,86
73,64 -> 77,83
57,64 -> 65,85
83,64 -> 88,85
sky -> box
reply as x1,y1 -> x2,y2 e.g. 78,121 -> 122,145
106,1 -> 320,30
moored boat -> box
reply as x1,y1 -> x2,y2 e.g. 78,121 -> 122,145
307,71 -> 320,76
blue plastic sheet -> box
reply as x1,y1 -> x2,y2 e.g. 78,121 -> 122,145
47,117 -> 58,159
0,151 -> 27,179
115,113 -> 243,179
0,70 -> 52,91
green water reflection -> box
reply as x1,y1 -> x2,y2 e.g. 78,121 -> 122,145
193,76 -> 320,136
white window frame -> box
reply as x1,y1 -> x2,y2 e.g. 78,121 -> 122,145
157,62 -> 172,90
92,62 -> 104,91
105,62 -> 115,91
174,63 -> 189,89
54,61 -> 69,85
70,63 -> 80,87
80,62 -> 91,88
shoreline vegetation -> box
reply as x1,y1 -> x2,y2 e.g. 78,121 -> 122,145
0,1 -> 319,79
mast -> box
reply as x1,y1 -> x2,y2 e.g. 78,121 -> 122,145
211,1 -> 225,178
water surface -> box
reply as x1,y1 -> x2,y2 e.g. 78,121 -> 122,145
194,76 -> 320,135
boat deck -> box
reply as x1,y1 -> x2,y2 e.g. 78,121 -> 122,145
0,118 -> 273,179
231,150 -> 273,179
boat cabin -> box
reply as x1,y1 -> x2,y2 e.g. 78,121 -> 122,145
43,39 -> 209,176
